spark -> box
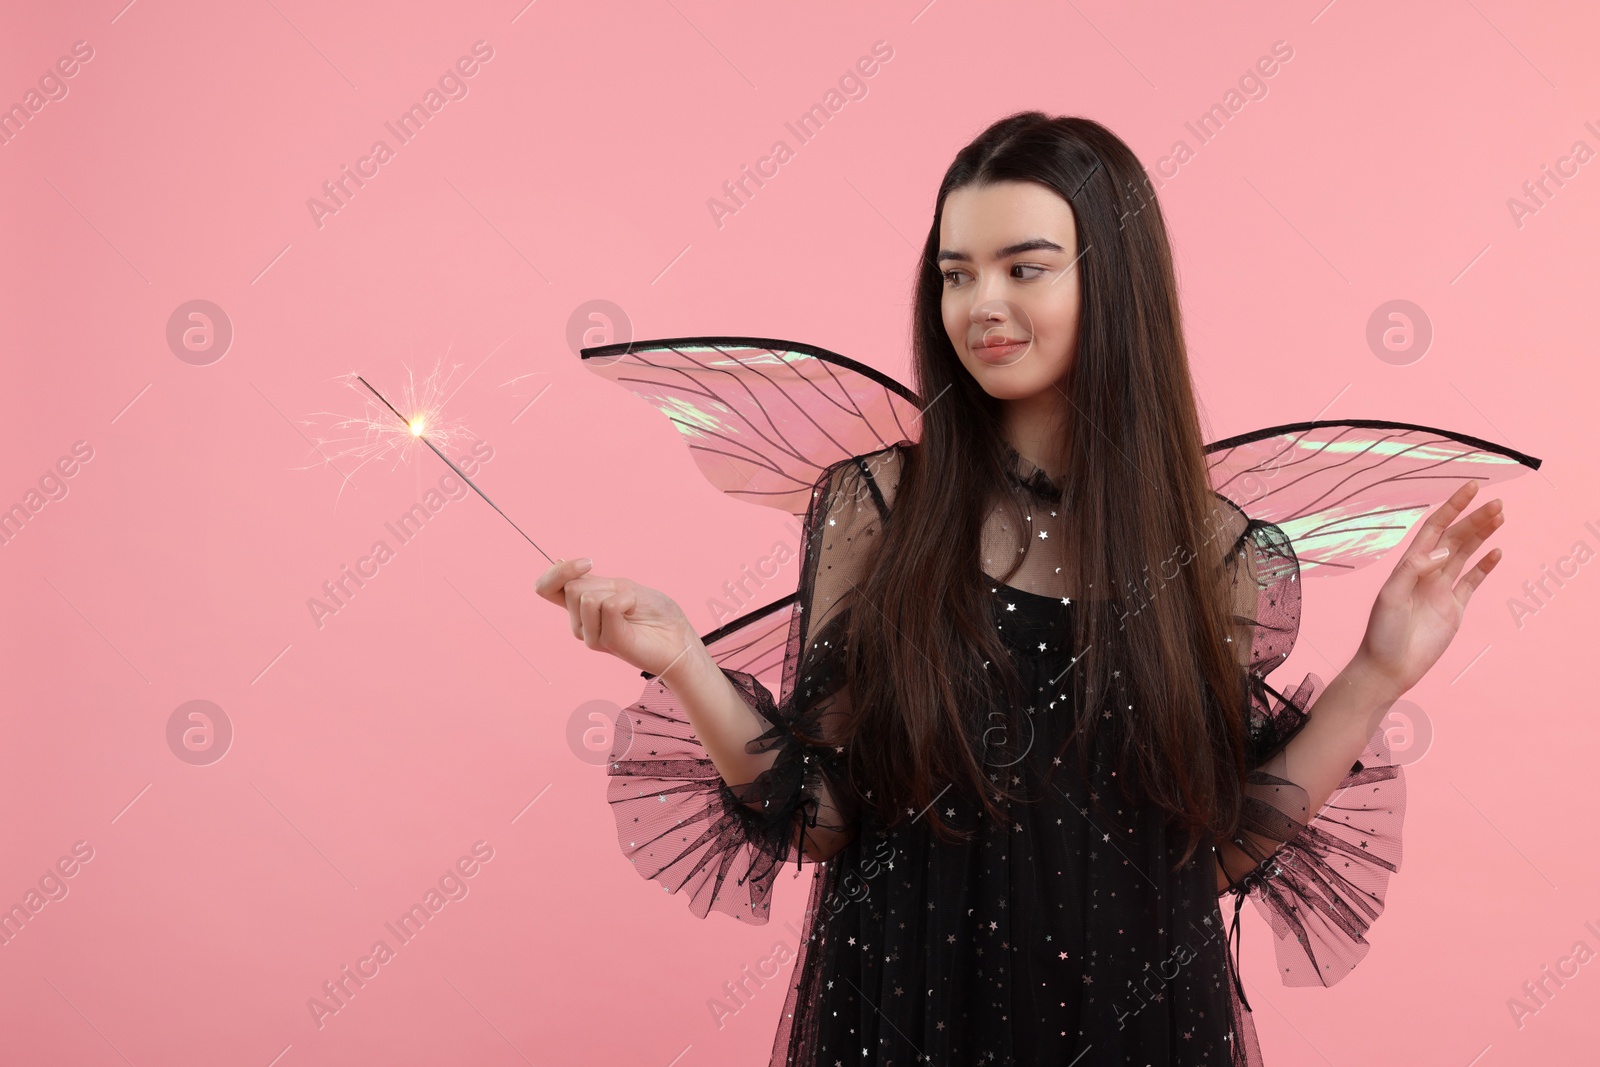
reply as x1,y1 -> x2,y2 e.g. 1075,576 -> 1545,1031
295,355 -> 554,562
297,359 -> 477,506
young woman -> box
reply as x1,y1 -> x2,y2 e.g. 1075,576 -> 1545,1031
539,113 -> 1517,1065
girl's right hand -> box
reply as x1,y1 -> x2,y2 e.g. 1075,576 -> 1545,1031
535,557 -> 703,681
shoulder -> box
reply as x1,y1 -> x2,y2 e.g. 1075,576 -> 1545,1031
856,441 -> 908,494
835,441 -> 908,521
1207,490 -> 1297,581
1209,491 -> 1252,563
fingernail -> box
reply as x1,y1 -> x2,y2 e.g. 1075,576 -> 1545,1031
1428,547 -> 1449,561
575,557 -> 593,568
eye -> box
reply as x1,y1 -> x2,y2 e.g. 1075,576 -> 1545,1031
941,264 -> 1049,287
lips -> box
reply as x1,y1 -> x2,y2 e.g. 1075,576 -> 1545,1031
972,337 -> 1030,363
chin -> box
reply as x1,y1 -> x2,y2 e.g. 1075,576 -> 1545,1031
960,360 -> 1066,401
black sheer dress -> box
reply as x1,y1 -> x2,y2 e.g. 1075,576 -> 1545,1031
606,442 -> 1406,1066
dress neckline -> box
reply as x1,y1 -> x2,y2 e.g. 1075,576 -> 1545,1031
988,579 -> 1076,607
1003,442 -> 1067,503
987,578 -> 1118,608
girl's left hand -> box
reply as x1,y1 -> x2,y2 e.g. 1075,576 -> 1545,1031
1353,480 -> 1508,700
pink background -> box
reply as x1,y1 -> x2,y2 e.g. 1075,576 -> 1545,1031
0,0 -> 1592,1063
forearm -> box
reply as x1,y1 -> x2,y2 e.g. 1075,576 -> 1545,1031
657,637 -> 783,791
1279,654 -> 1402,821
1215,654 -> 1402,893
660,637 -> 855,863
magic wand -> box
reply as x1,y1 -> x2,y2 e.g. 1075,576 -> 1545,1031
355,374 -> 554,564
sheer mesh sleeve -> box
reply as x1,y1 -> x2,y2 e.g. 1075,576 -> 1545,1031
1213,508 -> 1406,1005
604,444 -> 903,924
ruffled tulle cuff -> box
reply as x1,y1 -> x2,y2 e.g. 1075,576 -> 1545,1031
1221,711 -> 1406,1008
605,666 -> 846,924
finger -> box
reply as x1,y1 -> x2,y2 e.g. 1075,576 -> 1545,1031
1454,546 -> 1503,609
564,573 -> 608,638
536,556 -> 593,604
598,591 -> 636,652
1410,480 -> 1481,558
1387,537 -> 1457,601
1389,482 -> 1480,597
1439,502 -> 1506,583
537,559 -> 582,601
1436,497 -> 1505,579
579,587 -> 607,650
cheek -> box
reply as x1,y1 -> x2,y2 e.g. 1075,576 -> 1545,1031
941,304 -> 967,351
1032,293 -> 1068,330
1039,333 -> 1075,373
1033,303 -> 1078,361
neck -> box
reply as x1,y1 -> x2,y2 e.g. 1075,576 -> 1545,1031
1001,387 -> 1070,481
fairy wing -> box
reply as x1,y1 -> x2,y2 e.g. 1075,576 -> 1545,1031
584,340 -> 1546,563
1205,418 -> 1543,579
584,337 -> 915,923
1207,420 -> 1541,998
579,335 -> 922,522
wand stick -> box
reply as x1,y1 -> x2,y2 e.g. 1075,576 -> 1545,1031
356,375 -> 555,564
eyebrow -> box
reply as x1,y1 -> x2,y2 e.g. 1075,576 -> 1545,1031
936,237 -> 1066,264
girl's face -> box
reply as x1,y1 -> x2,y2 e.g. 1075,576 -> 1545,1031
937,180 -> 1082,402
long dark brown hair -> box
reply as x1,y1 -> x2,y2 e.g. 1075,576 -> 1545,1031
839,111 -> 1251,872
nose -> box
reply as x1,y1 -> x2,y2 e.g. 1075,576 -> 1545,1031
968,297 -> 1035,351
970,297 -> 1011,329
